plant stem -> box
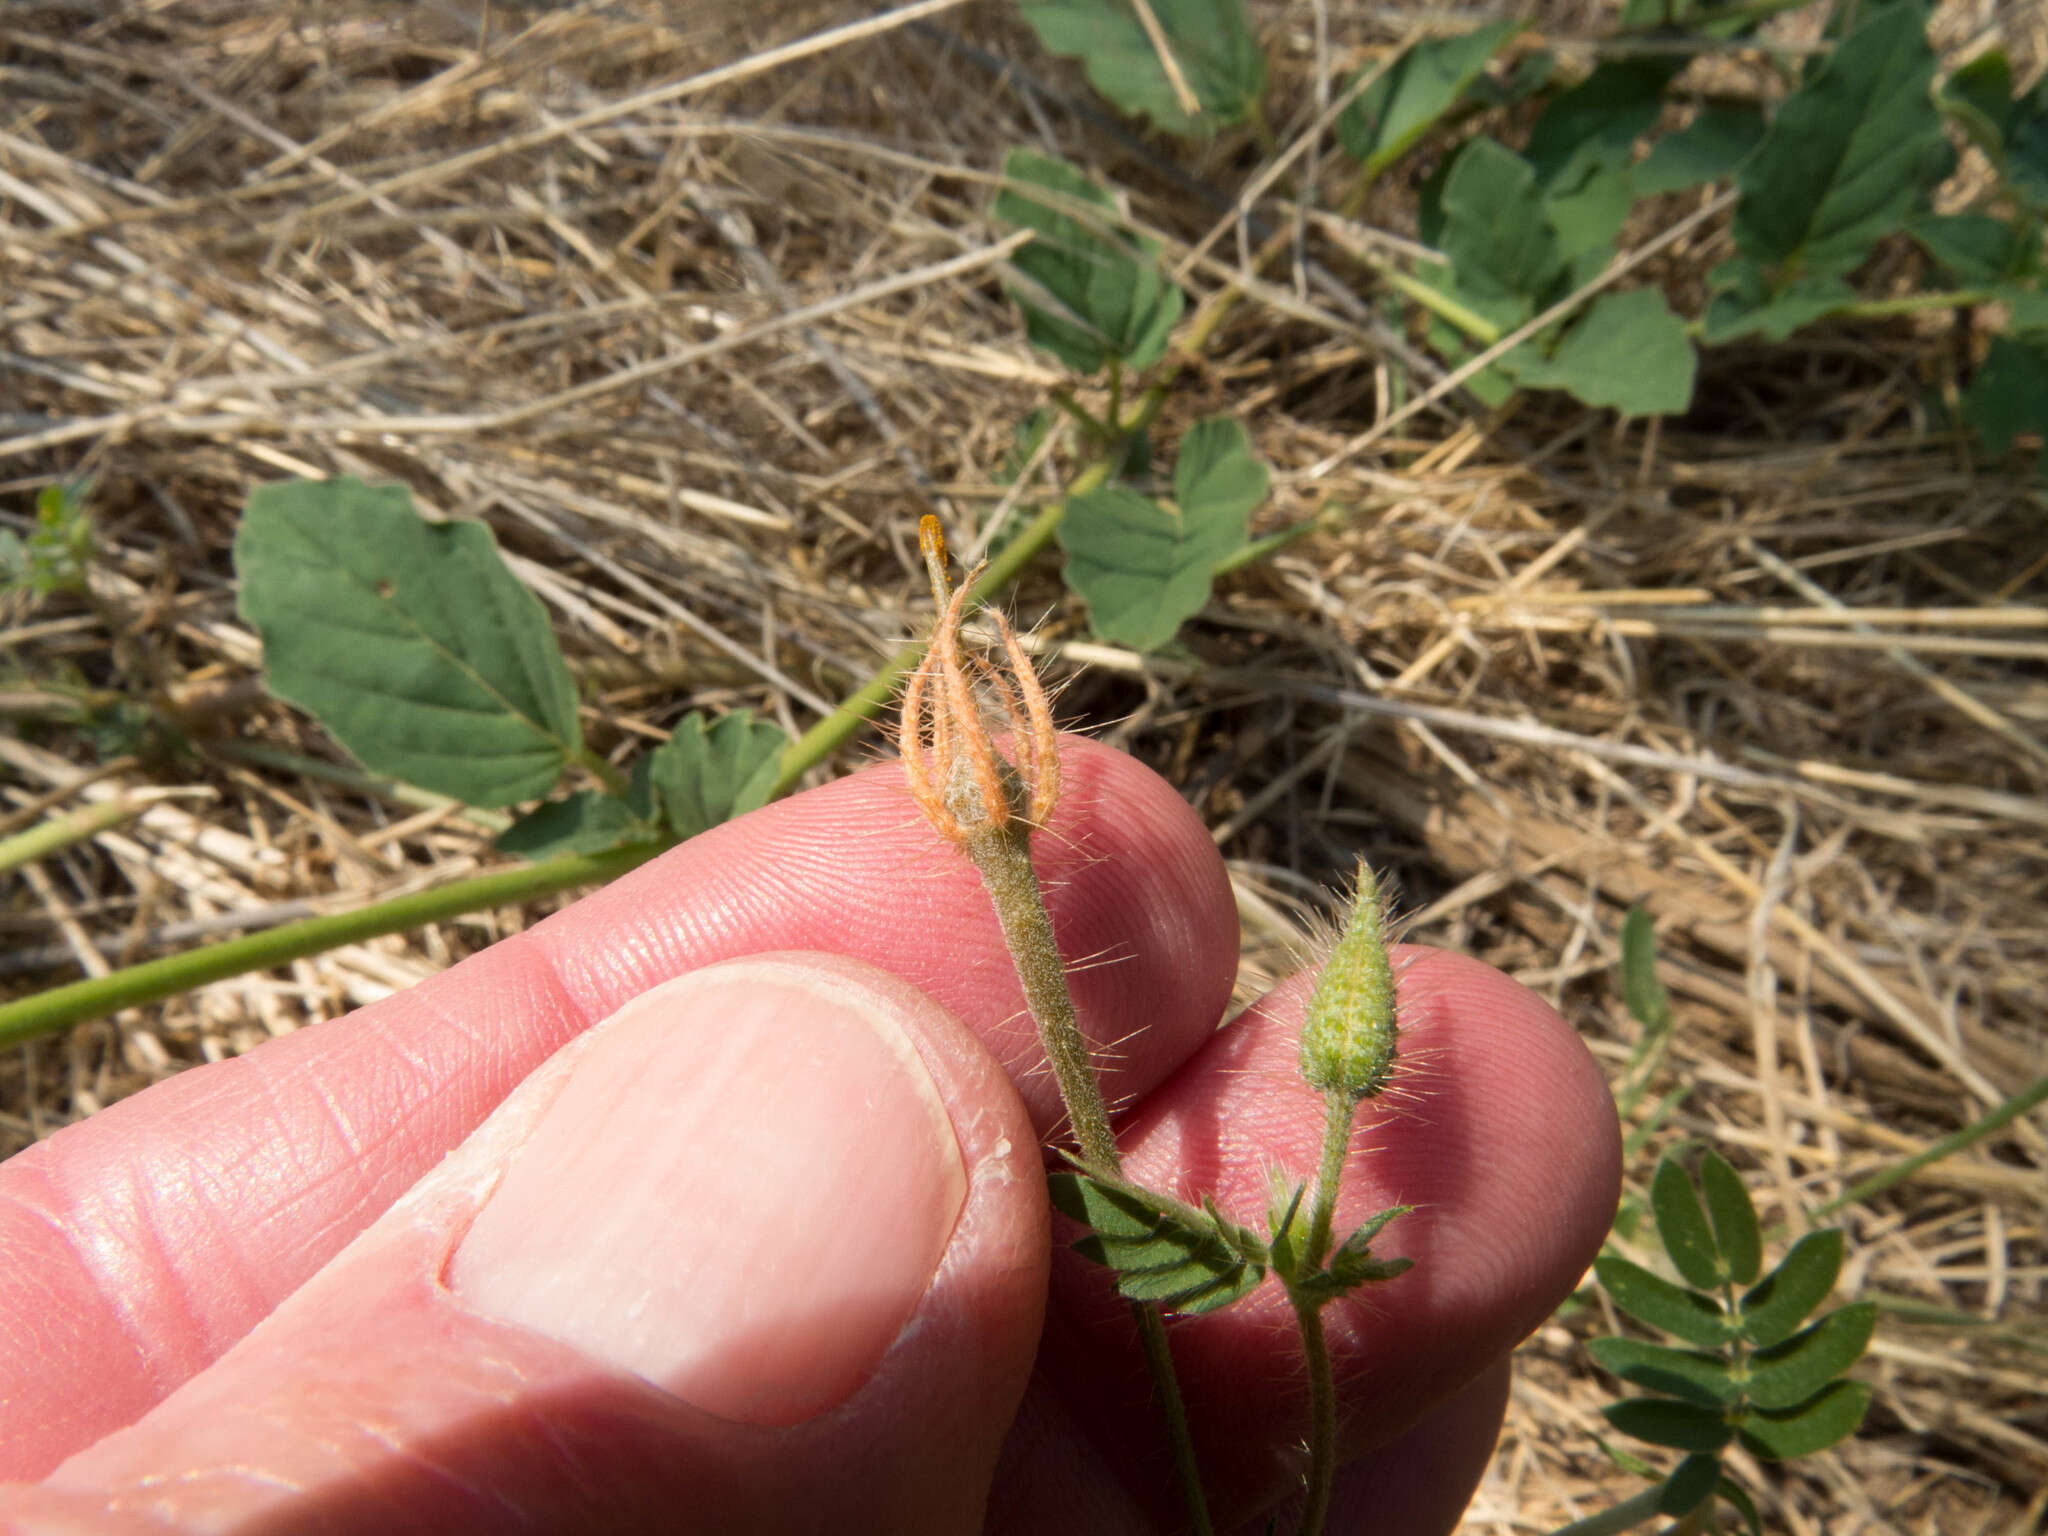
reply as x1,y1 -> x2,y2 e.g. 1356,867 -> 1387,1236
1290,1291 -> 1338,1536
0,796 -> 150,877
1051,388 -> 1116,442
1541,1484 -> 1670,1536
960,819 -> 1212,1536
1304,1091 -> 1356,1269
1133,1300 -> 1214,1536
963,821 -> 1118,1170
1809,1070 -> 2048,1219
574,746 -> 630,799
1286,1088 -> 1357,1536
0,842 -> 663,1047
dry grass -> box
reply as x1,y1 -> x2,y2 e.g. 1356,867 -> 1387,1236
3,0 -> 2045,1529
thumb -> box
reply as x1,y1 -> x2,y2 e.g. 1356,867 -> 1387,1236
11,955 -> 1048,1535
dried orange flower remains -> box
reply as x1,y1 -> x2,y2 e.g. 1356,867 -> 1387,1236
899,514 -> 1059,843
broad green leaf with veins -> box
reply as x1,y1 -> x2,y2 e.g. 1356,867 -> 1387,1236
235,477 -> 581,808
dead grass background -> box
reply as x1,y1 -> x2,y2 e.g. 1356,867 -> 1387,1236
2,0 -> 2045,1529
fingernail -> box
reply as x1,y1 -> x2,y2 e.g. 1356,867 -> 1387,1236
447,958 -> 966,1426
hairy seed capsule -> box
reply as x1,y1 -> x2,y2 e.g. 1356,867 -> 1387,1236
1299,861 -> 1398,1103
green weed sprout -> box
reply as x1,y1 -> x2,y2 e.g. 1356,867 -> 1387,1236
1572,1149 -> 1875,1536
903,514 -> 1411,1536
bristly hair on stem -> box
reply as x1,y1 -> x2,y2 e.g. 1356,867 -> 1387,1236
895,515 -> 1215,1536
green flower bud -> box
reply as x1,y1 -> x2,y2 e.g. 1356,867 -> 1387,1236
1299,861 -> 1398,1102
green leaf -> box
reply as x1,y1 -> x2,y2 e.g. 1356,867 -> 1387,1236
1735,1379 -> 1871,1460
1699,1152 -> 1761,1286
1717,1474 -> 1764,1536
1504,288 -> 1697,416
234,477 -> 581,808
2010,75 -> 2048,204
992,149 -> 1184,376
1587,1336 -> 1739,1408
647,710 -> 786,841
1658,1453 -> 1725,1516
1292,1204 -> 1414,1304
1651,1153 -> 1724,1290
1737,1228 -> 1843,1347
1966,335 -> 2048,471
1467,49 -> 1555,108
1620,906 -> 1670,1032
1542,163 -> 1634,264
1745,1302 -> 1878,1409
1017,0 -> 1265,136
1435,137 -> 1567,304
1996,284 -> 2048,331
1048,1170 -> 1267,1314
1731,0 -> 1942,281
1939,49 -> 2013,150
1266,1178 -> 1310,1280
1701,259 -> 1859,344
1174,416 -> 1270,528
1060,422 -> 1261,649
1600,1397 -> 1735,1453
1909,214 -> 2027,284
1334,22 -> 1520,179
1597,1254 -> 1737,1347
495,792 -> 649,860
1636,106 -> 1767,196
1524,58 -> 1678,188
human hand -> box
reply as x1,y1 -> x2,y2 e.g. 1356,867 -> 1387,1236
0,738 -> 1619,1533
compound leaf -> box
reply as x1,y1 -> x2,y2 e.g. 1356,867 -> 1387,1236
1745,1303 -> 1878,1409
1049,1170 -> 1267,1313
993,149 -> 1184,376
1601,1397 -> 1735,1453
1651,1152 -> 1724,1290
495,791 -> 650,860
648,710 -> 786,841
1587,1336 -> 1739,1408
1505,288 -> 1697,415
1596,1253 -> 1737,1348
1018,0 -> 1265,136
235,477 -> 580,808
1735,1379 -> 1871,1460
1738,1228 -> 1843,1347
1334,22 -> 1519,179
1731,0 -> 1941,281
1699,1151 -> 1762,1286
1636,106 -> 1767,196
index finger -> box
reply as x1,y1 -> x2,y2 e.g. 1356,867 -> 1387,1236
0,736 -> 1237,1478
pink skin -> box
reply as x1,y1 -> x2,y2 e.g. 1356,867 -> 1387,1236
0,738 -> 1620,1532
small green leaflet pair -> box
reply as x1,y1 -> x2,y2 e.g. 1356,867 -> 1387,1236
235,477 -> 788,859
1590,1148 -> 1876,1533
992,149 -> 1273,653
0,483 -> 93,601
1048,1158 -> 1411,1316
